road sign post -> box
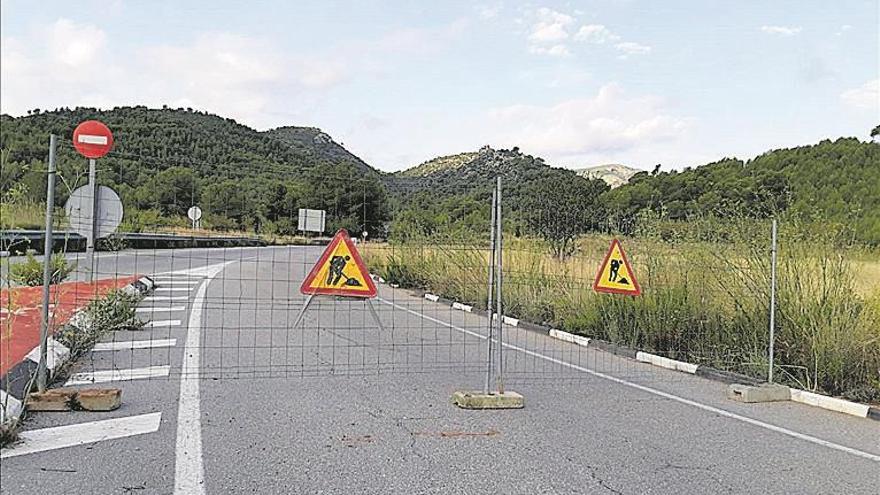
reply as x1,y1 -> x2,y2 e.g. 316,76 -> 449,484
188,206 -> 203,230
72,120 -> 114,282
87,158 -> 97,280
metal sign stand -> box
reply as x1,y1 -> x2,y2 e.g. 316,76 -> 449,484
291,294 -> 386,332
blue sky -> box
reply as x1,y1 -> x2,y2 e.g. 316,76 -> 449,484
2,0 -> 877,172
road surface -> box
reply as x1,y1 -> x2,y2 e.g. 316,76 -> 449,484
1,246 -> 878,494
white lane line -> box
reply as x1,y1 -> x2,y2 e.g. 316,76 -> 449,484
175,262 -> 233,495
156,282 -> 199,287
379,297 -> 880,463
1,412 -> 162,459
93,339 -> 177,351
143,296 -> 189,302
136,306 -> 186,313
145,320 -> 182,328
154,287 -> 194,292
65,365 -> 170,385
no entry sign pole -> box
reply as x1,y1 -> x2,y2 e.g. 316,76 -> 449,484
72,120 -> 114,282
87,158 -> 97,281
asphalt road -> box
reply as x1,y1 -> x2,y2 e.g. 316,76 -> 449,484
1,246 -> 878,494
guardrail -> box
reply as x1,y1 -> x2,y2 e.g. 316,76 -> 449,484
0,230 -> 267,254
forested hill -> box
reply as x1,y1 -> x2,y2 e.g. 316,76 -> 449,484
265,126 -> 375,175
603,137 -> 880,243
0,106 -> 388,235
389,145 -> 603,198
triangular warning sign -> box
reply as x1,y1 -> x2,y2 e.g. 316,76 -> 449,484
593,239 -> 641,296
300,229 -> 378,298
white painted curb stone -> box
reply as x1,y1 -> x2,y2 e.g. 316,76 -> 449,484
636,351 -> 699,374
549,329 -> 591,347
790,388 -> 870,418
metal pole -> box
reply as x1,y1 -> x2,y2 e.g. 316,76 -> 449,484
86,157 -> 97,282
484,187 -> 497,394
768,218 -> 778,383
495,176 -> 504,394
37,134 -> 57,392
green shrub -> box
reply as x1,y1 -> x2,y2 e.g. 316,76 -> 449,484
55,289 -> 143,356
9,253 -> 75,286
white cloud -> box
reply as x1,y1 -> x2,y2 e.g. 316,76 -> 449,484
46,18 -> 107,68
840,79 -> 879,111
526,7 -> 575,55
487,84 -> 690,157
574,24 -> 619,44
528,44 -> 570,57
761,25 -> 802,36
0,20 -> 351,128
615,41 -> 652,57
528,9 -> 573,42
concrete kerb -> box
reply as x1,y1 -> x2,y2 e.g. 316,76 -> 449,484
381,281 -> 880,421
0,276 -> 155,431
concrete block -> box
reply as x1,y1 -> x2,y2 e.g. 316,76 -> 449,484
77,388 -> 122,411
424,293 -> 440,302
451,391 -> 524,410
727,383 -> 790,403
27,388 -> 78,411
26,388 -> 122,412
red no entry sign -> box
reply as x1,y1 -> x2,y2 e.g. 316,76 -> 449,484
72,120 -> 114,158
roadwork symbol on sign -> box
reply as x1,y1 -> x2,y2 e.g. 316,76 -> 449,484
300,229 -> 378,298
593,239 -> 641,296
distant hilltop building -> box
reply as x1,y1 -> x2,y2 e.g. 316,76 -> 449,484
574,164 -> 642,188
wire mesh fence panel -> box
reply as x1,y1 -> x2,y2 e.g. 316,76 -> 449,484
4,136 -> 876,407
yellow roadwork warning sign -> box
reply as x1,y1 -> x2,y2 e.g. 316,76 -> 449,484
300,229 -> 377,298
593,239 -> 641,296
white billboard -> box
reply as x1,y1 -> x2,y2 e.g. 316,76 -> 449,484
298,208 -> 326,233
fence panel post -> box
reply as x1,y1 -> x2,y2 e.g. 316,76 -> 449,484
484,186 -> 497,394
768,218 -> 778,383
37,134 -> 58,392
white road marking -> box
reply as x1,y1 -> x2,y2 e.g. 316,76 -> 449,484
145,320 -> 182,328
143,296 -> 189,302
1,413 -> 161,459
379,297 -> 880,463
175,262 -> 233,495
65,365 -> 170,385
93,339 -> 177,351
156,282 -> 199,287
154,287 -> 193,292
136,306 -> 186,313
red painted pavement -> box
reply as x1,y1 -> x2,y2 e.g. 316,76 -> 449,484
0,276 -> 139,377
